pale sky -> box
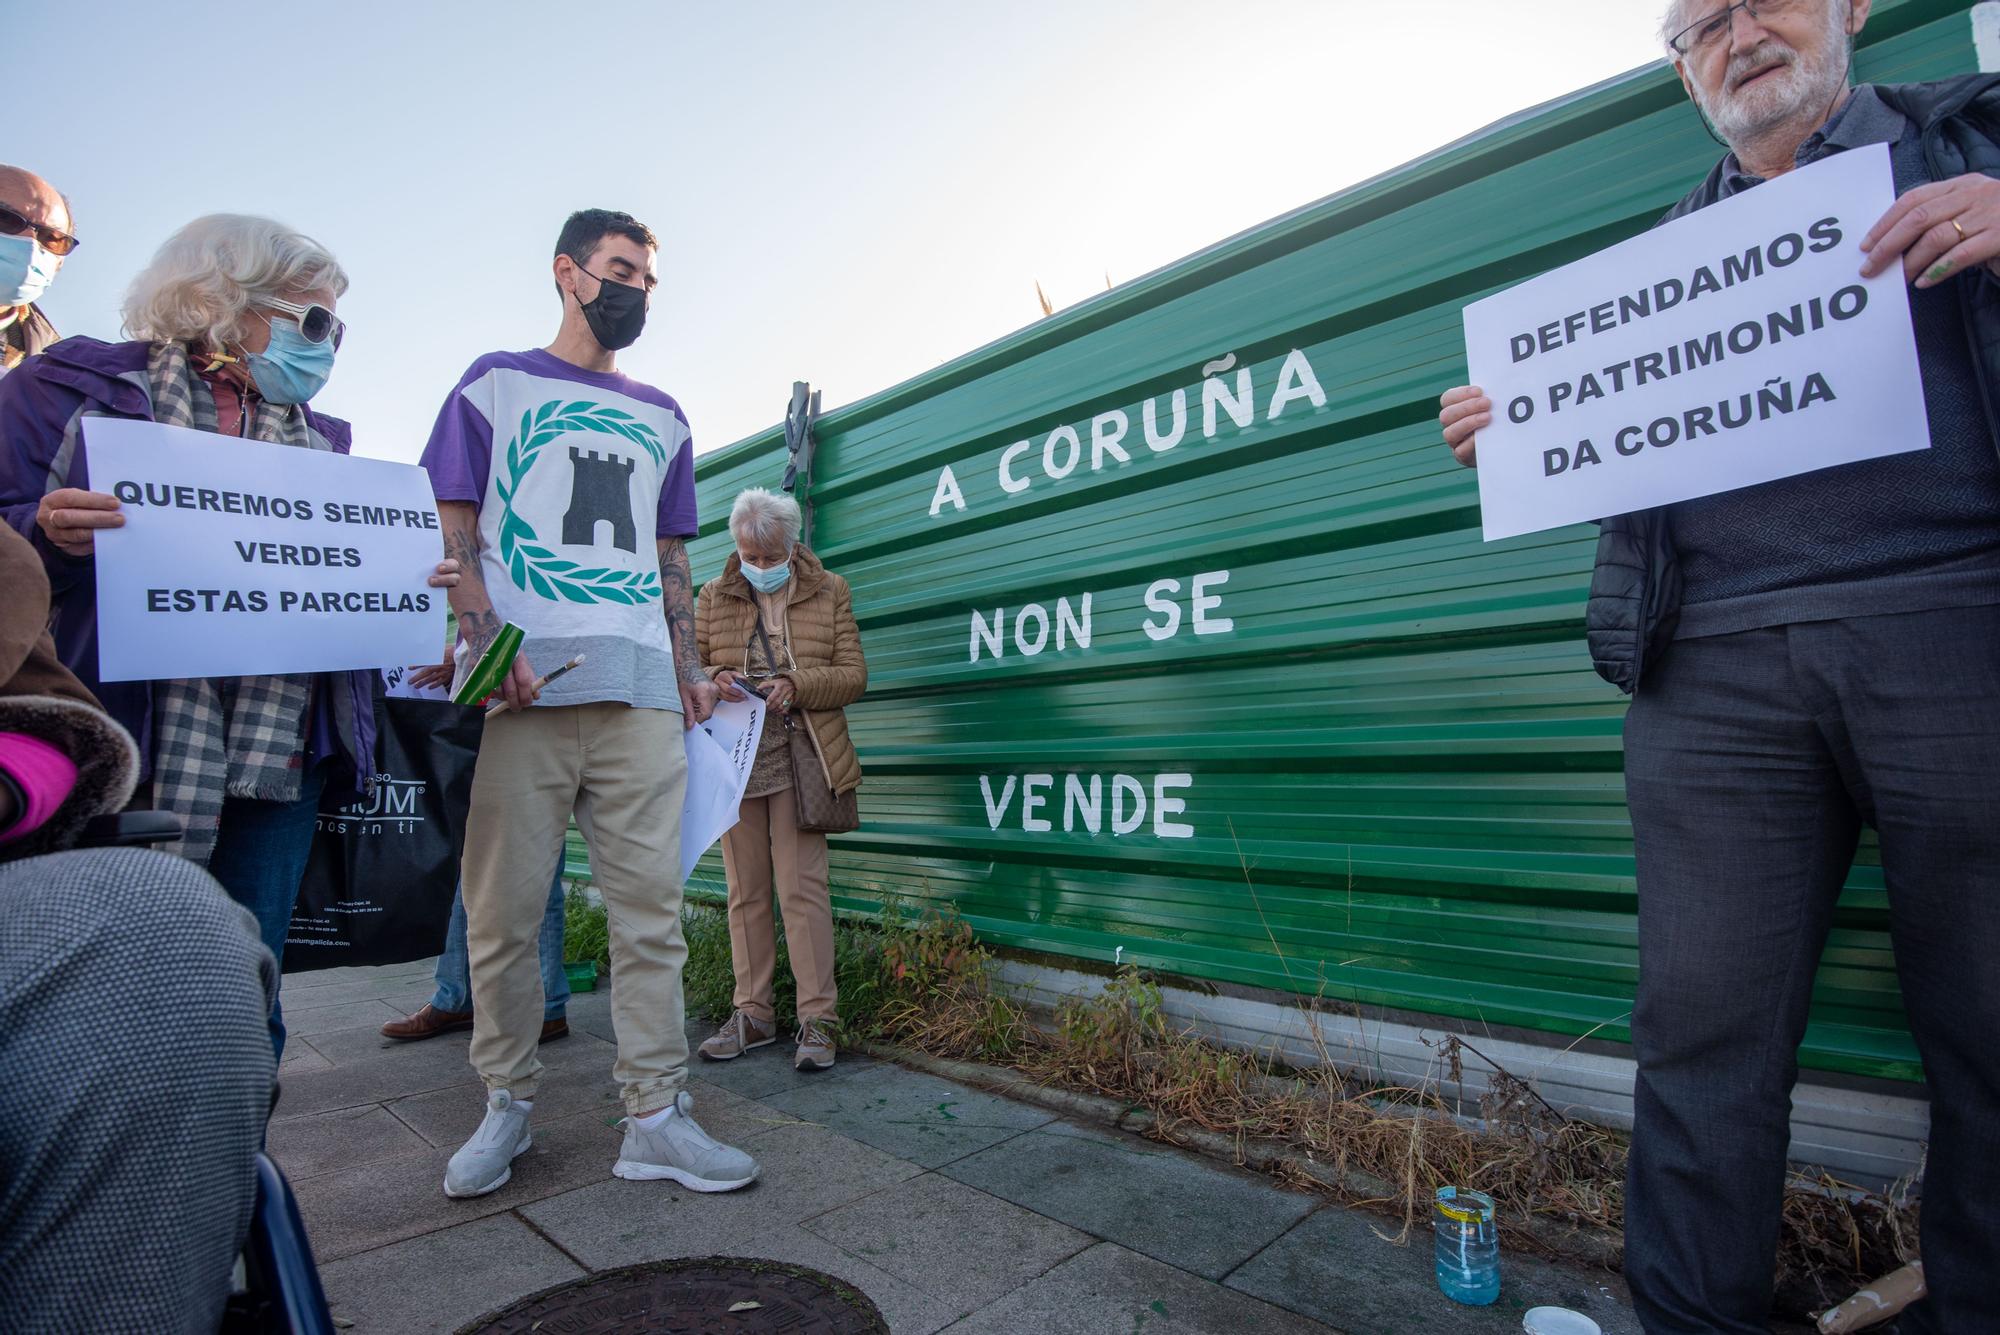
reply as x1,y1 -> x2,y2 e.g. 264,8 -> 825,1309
20,1 -> 1667,461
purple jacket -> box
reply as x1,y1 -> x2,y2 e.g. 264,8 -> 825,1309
0,336 -> 378,793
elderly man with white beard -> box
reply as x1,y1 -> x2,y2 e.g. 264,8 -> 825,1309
1437,3 -> 2000,1331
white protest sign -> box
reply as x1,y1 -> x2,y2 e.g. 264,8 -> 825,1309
681,690 -> 767,880
85,417 -> 447,681
1463,142 -> 1928,542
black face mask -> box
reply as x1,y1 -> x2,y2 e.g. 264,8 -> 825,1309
573,266 -> 648,351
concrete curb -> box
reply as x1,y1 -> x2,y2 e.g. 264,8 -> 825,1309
856,1039 -> 1625,1271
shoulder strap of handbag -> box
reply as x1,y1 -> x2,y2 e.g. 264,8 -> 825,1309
751,618 -> 794,730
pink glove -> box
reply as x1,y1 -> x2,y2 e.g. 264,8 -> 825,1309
0,732 -> 80,844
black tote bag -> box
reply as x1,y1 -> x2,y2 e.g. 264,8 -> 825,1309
284,693 -> 484,972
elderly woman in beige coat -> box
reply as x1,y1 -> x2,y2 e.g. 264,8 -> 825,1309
695,488 -> 865,1071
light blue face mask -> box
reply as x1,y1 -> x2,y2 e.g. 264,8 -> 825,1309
0,233 -> 60,307
740,557 -> 792,593
246,316 -> 337,405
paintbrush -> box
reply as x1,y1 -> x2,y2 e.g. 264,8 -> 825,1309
485,654 -> 585,717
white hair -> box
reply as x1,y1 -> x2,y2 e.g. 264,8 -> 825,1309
1659,1 -> 1689,49
730,487 -> 803,549
122,213 -> 349,349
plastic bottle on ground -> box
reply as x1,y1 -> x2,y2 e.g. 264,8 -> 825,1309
1433,1186 -> 1500,1305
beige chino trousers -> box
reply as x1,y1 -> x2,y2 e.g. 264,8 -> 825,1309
719,786 -> 837,1025
461,702 -> 688,1116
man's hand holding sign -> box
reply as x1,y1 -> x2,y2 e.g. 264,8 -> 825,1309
1859,170 -> 2000,287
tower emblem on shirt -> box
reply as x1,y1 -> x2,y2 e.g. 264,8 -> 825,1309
563,448 -> 638,552
496,399 -> 666,604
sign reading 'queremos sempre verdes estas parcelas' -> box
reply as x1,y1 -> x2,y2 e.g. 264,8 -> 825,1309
85,416 -> 446,681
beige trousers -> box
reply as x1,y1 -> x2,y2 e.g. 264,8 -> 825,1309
719,786 -> 836,1025
461,702 -> 688,1116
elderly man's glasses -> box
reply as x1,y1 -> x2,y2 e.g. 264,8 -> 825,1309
264,296 -> 345,351
0,205 -> 79,256
1670,0 -> 1807,55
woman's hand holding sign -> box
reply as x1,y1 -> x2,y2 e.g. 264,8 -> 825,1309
1438,385 -> 1491,468
1861,172 -> 2000,289
35,488 -> 124,556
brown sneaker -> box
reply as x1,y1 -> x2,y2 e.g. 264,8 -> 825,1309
381,1004 -> 473,1042
698,1010 -> 777,1061
541,1017 -> 569,1043
794,1019 -> 836,1071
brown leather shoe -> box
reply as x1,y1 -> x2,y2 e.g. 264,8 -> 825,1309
380,1004 -> 473,1042
541,1017 -> 569,1043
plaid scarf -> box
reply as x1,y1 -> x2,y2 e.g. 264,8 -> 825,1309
145,341 -> 326,865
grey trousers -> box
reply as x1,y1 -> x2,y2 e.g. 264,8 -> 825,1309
0,848 -> 277,1335
1622,604 -> 2000,1334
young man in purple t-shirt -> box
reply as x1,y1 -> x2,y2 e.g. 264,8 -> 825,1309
419,209 -> 754,1200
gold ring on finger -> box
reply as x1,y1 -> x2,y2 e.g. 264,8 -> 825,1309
1952,218 -> 1968,241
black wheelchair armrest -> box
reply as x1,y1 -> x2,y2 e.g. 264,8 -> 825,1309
78,811 -> 185,848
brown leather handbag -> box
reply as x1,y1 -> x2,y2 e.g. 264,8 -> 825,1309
754,621 -> 858,834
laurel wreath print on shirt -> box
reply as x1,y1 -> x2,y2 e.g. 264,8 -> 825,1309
496,399 -> 667,604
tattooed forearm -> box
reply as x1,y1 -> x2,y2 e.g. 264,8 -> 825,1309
656,536 -> 705,685
442,526 -> 481,571
438,502 -> 499,649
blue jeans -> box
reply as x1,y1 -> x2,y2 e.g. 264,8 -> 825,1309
206,761 -> 331,1060
431,865 -> 569,1022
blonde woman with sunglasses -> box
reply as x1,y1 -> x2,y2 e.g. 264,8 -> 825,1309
0,213 -> 460,1057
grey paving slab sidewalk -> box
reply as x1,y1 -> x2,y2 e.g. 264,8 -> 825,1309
276,962 -> 1645,1335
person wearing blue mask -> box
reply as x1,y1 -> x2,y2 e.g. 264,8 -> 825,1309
695,488 -> 868,1072
0,214 -> 462,1058
0,165 -> 74,377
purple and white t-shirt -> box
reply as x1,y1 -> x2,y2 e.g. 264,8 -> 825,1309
420,349 -> 697,711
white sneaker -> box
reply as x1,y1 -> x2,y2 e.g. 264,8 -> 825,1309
443,1090 -> 532,1198
612,1089 -> 759,1192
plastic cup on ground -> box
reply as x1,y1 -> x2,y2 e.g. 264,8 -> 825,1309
1432,1186 -> 1500,1305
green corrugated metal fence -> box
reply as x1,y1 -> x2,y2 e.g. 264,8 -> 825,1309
670,0 -> 1979,1085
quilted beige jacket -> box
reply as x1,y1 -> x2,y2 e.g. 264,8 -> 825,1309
695,543 -> 866,795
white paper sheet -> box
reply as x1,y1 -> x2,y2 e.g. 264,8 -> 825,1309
381,664 -> 451,702
85,417 -> 446,680
680,690 -> 767,880
1463,143 -> 1928,541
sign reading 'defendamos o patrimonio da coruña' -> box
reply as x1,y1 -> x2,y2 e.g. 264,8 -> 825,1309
1463,141 -> 1929,542
83,416 -> 447,682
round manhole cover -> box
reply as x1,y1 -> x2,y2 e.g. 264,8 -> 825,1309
458,1257 -> 890,1334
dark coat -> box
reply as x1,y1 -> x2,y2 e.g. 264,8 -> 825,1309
0,304 -> 58,371
1585,74 -> 2000,692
